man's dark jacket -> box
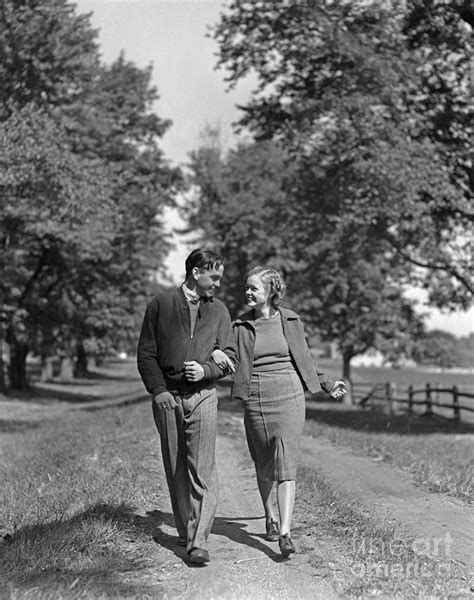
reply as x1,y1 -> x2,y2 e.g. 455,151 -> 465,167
137,287 -> 238,397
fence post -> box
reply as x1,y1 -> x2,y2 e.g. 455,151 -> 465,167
386,382 -> 393,416
425,383 -> 432,417
408,385 -> 413,415
452,385 -> 460,422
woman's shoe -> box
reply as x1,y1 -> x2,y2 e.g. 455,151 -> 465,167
279,534 -> 295,557
265,518 -> 280,542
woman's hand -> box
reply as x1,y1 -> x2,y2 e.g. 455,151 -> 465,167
330,380 -> 347,399
211,349 -> 235,373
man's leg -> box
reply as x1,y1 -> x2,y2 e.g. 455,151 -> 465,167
183,388 -> 218,553
152,397 -> 190,539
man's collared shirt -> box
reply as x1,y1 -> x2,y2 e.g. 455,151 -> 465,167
182,283 -> 200,305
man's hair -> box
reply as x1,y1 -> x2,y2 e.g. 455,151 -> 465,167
185,248 -> 224,279
247,266 -> 286,308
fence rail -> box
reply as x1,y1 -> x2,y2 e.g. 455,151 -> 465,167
352,382 -> 474,422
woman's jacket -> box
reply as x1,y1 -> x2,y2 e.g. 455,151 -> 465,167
231,306 -> 334,403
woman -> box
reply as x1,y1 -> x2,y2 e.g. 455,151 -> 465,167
219,266 -> 346,557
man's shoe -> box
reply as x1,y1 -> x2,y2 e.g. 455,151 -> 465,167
279,534 -> 295,557
265,518 -> 280,542
188,548 -> 210,564
177,536 -> 187,547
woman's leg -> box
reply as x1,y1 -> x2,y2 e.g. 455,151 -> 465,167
257,476 -> 278,521
277,480 -> 295,535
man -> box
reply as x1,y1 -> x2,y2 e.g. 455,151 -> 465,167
137,248 -> 237,564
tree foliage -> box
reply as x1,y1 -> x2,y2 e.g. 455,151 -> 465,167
0,0 -> 180,388
187,133 -> 425,384
186,131 -> 300,315
412,329 -> 472,369
0,0 -> 99,116
212,0 -> 473,309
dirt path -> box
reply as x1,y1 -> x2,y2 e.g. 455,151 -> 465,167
141,405 -> 473,598
143,412 -> 340,599
300,435 -> 474,574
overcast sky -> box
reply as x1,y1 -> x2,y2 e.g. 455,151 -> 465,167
75,0 -> 473,336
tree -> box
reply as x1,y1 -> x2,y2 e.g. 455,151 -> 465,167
61,53 -> 182,375
212,0 -> 473,309
455,333 -> 474,369
0,106 -> 114,387
186,131 -> 300,316
0,0 -> 99,118
0,1 -> 181,388
412,330 -> 459,369
187,134 -> 425,391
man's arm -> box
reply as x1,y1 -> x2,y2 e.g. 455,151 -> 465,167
136,300 -> 167,396
201,306 -> 238,381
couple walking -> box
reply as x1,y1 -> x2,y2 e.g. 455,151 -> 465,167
137,248 -> 346,564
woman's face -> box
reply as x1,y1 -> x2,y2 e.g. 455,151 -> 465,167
245,275 -> 271,310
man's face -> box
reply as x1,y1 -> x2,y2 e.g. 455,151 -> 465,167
194,265 -> 224,298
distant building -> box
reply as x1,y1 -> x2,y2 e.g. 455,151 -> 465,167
351,349 -> 385,368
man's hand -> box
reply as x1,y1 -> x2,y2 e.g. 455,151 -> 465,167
183,360 -> 205,382
211,349 -> 235,373
330,380 -> 347,399
153,391 -> 177,411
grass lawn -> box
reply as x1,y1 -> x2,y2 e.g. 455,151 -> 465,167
350,364 -> 474,390
0,397 -> 169,598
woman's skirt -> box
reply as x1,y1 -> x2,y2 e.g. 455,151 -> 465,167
244,363 -> 305,481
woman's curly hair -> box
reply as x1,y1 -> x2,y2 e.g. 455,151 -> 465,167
247,266 -> 286,308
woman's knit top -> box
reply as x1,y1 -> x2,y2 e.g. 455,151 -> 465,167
253,312 -> 292,368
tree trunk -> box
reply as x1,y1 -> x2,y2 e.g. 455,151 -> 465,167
0,353 -> 6,394
8,341 -> 29,390
0,338 -> 6,394
342,352 -> 354,405
59,357 -> 74,382
40,357 -> 55,382
75,343 -> 88,378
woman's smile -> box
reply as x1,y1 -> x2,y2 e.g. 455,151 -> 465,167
245,275 -> 270,308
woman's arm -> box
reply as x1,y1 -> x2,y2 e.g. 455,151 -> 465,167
211,348 -> 235,373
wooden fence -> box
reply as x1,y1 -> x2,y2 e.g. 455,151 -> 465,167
352,382 -> 474,422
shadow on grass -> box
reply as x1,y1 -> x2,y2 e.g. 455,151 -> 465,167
1,502 -> 281,596
32,370 -> 140,384
25,387 -> 109,404
26,386 -> 146,405
305,406 -> 474,435
1,503 -> 174,597
4,381 -> 144,406
0,419 -> 43,433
